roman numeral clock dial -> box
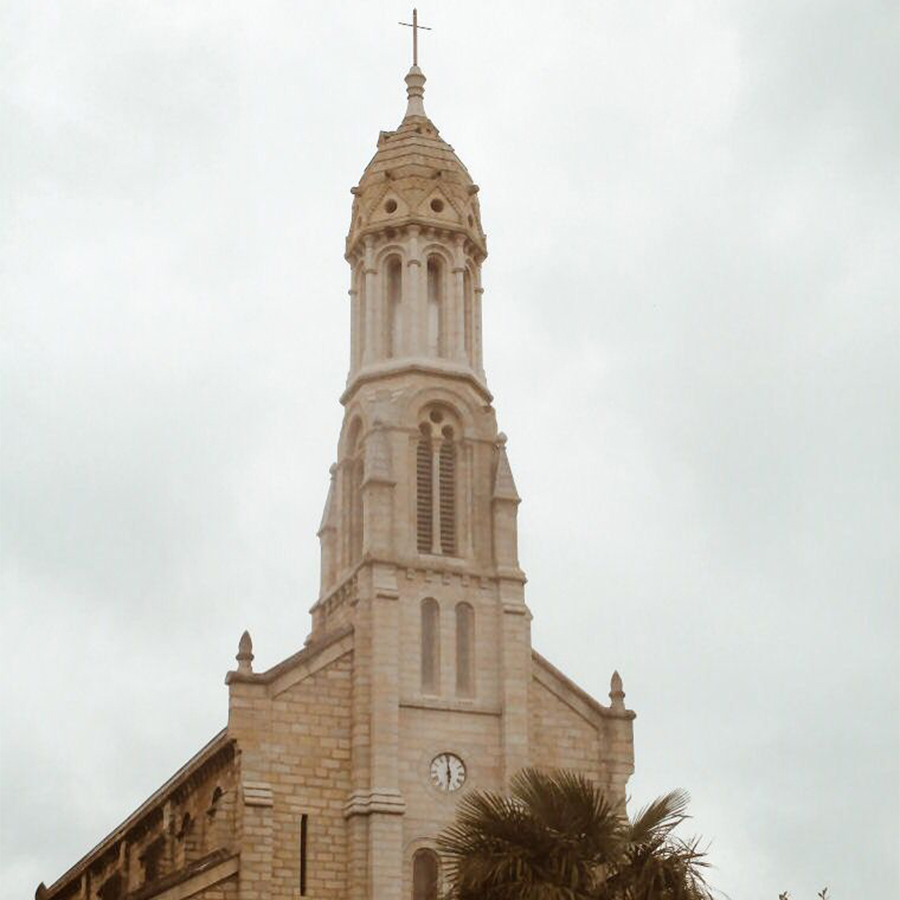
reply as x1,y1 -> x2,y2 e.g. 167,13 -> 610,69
429,752 -> 466,792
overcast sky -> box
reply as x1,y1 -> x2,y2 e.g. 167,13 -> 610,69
2,1 -> 897,897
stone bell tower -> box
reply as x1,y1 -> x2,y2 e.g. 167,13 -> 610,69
30,38 -> 635,900
310,62 -> 533,899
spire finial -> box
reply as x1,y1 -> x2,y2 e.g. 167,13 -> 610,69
236,630 -> 254,674
399,8 -> 431,68
609,670 -> 626,710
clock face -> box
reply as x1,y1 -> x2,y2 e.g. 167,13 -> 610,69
430,753 -> 466,792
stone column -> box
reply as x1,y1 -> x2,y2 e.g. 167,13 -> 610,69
405,225 -> 421,358
474,283 -> 485,376
362,422 -> 395,557
498,577 -> 531,785
349,282 -> 359,374
603,673 -> 636,808
452,235 -> 467,363
368,564 -> 405,900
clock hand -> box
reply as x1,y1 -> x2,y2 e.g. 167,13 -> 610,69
446,758 -> 451,786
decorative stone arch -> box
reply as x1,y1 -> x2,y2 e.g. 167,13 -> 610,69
401,386 -> 479,439
374,242 -> 409,269
338,411 -> 368,460
339,415 -> 366,566
414,403 -> 464,557
419,241 -> 455,269
376,248 -> 406,359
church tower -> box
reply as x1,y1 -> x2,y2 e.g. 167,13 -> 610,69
35,51 -> 635,900
311,62 -> 534,898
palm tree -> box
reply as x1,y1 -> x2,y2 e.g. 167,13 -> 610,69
438,767 -> 714,900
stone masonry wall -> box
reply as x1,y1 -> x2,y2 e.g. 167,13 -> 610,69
227,649 -> 353,899
528,677 -> 603,783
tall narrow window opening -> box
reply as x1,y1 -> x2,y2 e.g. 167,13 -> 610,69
427,256 -> 443,357
439,429 -> 457,555
420,598 -> 440,694
385,256 -> 402,358
299,814 -> 308,895
463,268 -> 473,363
416,425 -> 433,553
350,457 -> 363,562
412,848 -> 440,900
455,602 -> 475,697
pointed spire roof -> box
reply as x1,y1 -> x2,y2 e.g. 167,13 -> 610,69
317,464 -> 338,534
493,433 -> 521,503
346,66 -> 486,259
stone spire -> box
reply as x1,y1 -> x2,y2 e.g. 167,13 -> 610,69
403,65 -> 427,120
492,434 -> 521,503
236,630 -> 254,675
609,670 -> 626,711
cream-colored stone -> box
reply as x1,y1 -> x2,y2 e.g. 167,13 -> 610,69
39,63 -> 635,900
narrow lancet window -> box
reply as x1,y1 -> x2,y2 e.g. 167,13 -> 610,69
385,256 -> 402,358
420,598 -> 440,694
299,814 -> 308,896
416,425 -> 433,553
463,268 -> 473,363
412,848 -> 440,900
439,430 -> 457,555
427,256 -> 443,357
350,457 -> 363,562
455,602 -> 475,696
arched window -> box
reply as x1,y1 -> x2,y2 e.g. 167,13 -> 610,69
416,407 -> 459,558
427,256 -> 444,357
350,456 -> 363,562
463,268 -> 473,363
455,602 -> 475,697
385,255 -> 402,358
420,598 -> 440,694
412,848 -> 440,900
416,424 -> 433,553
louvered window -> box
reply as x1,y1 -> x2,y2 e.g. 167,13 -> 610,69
439,438 -> 456,555
416,431 -> 433,552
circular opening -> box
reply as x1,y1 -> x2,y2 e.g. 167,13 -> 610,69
419,422 -> 431,437
429,409 -> 444,424
441,425 -> 454,439
430,198 -> 444,213
384,199 -> 397,214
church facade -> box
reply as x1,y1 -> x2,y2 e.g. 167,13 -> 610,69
38,62 -> 635,900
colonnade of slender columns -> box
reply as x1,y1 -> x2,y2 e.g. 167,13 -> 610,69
347,232 -> 484,377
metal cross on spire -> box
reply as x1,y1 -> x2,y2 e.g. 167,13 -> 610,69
399,8 -> 431,67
